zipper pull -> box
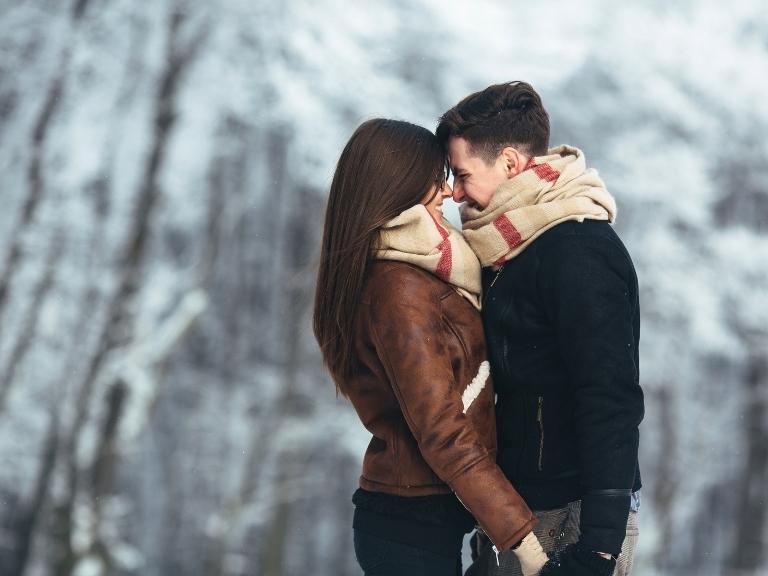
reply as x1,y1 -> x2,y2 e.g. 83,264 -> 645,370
492,544 -> 500,566
537,395 -> 544,471
489,264 -> 505,289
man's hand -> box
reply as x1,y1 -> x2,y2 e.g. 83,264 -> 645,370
539,543 -> 616,576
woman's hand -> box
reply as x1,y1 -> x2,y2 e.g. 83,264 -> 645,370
511,532 -> 549,576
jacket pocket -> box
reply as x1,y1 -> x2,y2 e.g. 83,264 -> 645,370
536,396 -> 544,472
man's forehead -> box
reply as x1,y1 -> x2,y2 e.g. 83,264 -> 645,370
447,137 -> 471,170
448,136 -> 469,153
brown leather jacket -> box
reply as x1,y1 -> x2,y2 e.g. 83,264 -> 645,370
345,261 -> 536,551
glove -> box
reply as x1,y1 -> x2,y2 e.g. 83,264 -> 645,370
511,532 -> 548,576
539,543 -> 616,576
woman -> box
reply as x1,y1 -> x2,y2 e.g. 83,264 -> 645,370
313,119 -> 548,576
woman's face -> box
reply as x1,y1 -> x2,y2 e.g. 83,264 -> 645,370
421,180 -> 453,221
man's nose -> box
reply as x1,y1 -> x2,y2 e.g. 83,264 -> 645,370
452,183 -> 465,203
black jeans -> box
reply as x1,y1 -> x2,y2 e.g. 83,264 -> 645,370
353,529 -> 462,576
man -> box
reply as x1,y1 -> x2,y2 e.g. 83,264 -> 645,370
436,82 -> 644,576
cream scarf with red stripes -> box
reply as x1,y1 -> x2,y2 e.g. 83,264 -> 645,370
375,204 -> 482,310
460,145 -> 617,267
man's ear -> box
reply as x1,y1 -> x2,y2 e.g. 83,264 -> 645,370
500,146 -> 529,178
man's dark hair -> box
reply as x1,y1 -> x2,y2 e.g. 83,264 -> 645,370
436,81 -> 550,164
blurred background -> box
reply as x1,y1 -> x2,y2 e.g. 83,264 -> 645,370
0,0 -> 766,575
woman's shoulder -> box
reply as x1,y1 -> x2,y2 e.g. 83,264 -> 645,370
363,261 -> 452,307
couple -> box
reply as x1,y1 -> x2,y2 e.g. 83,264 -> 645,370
313,81 -> 644,576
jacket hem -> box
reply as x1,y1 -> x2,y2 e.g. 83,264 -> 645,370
360,476 -> 452,497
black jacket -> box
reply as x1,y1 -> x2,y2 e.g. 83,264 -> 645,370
481,220 -> 644,557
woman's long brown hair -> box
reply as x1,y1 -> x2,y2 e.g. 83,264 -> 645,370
313,119 -> 447,396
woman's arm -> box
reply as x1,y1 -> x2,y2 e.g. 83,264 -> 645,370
366,269 -> 537,555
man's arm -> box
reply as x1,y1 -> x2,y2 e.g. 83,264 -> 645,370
539,233 -> 644,558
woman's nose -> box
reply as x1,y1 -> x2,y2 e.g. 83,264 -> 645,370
441,182 -> 453,198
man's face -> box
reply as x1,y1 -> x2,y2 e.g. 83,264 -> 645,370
447,137 -> 509,209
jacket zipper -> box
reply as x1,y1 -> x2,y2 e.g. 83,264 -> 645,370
536,396 -> 544,472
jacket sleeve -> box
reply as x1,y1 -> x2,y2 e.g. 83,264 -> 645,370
538,234 -> 645,557
367,272 -> 536,551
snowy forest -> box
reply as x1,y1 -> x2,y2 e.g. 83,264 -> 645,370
0,0 -> 766,575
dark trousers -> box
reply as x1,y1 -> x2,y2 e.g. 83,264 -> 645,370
353,529 -> 462,576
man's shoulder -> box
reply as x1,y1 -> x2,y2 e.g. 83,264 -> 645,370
531,220 -> 637,284
537,219 -> 621,243
534,220 -> 631,261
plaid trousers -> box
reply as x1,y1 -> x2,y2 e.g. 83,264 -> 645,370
464,500 -> 639,576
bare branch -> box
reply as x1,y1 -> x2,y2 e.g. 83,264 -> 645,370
0,229 -> 65,412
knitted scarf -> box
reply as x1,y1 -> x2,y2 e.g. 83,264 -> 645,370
375,204 -> 482,310
460,145 -> 617,267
